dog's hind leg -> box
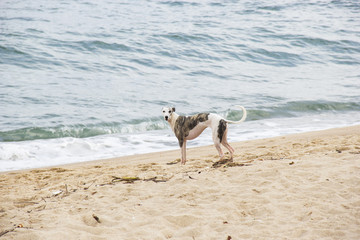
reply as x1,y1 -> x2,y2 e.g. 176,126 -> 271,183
221,129 -> 234,160
212,129 -> 225,160
222,142 -> 234,160
215,143 -> 224,160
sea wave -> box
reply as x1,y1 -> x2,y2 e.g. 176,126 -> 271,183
224,101 -> 360,121
0,119 -> 168,142
1,100 -> 358,142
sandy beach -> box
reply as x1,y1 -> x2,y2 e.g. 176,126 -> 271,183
0,125 -> 359,239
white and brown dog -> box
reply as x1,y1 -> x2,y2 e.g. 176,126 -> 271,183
162,106 -> 247,164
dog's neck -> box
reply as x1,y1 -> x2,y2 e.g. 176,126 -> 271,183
168,112 -> 179,132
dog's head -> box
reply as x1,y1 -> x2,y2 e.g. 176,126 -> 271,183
162,107 -> 175,121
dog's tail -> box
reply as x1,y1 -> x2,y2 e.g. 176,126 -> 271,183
225,106 -> 247,124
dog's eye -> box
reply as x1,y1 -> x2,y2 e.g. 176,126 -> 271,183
163,110 -> 165,113
168,111 -> 171,113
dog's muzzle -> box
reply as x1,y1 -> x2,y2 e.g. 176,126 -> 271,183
165,116 -> 169,121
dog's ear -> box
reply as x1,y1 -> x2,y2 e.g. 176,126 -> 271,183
172,107 -> 176,112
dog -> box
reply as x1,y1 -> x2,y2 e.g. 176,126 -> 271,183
162,106 -> 247,164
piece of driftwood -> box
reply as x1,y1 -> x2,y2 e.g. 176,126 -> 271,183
110,176 -> 169,184
166,159 -> 181,165
0,224 -> 27,238
143,177 -> 168,183
111,176 -> 140,184
0,228 -> 15,238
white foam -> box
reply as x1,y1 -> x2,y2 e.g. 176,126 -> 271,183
1,111 -> 359,172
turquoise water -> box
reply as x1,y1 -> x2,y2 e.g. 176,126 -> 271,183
1,0 -> 360,171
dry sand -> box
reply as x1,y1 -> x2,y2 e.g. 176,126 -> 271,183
0,125 -> 359,240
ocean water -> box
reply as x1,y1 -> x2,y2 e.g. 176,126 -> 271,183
1,0 -> 360,172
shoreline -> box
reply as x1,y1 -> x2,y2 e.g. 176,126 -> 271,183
2,124 -> 359,175
2,112 -> 360,173
1,125 -> 359,239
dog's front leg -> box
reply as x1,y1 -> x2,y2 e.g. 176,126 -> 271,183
179,139 -> 187,165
